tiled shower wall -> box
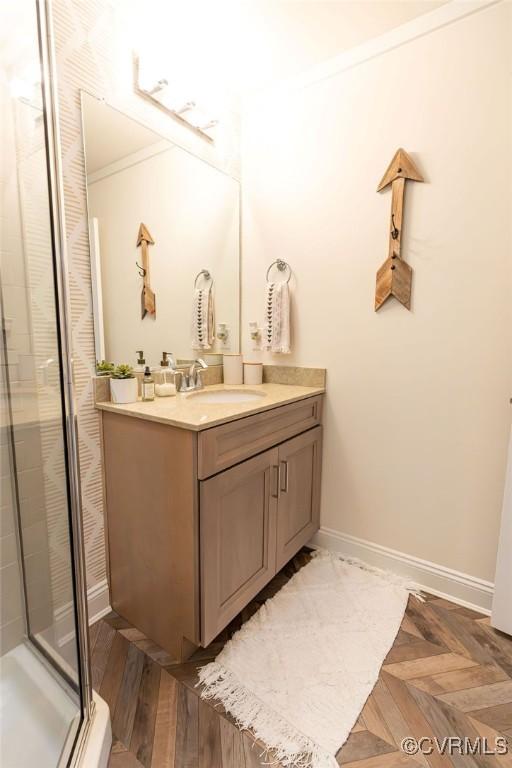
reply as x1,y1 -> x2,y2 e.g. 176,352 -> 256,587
1,80 -> 58,652
1,79 -> 24,653
51,0 -> 240,596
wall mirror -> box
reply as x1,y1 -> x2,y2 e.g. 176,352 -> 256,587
81,92 -> 240,369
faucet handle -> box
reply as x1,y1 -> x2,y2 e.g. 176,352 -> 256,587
195,369 -> 205,390
176,371 -> 187,392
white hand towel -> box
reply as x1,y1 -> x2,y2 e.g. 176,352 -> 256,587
191,287 -> 214,350
264,281 -> 291,354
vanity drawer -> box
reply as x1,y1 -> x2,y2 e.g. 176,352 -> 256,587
197,394 -> 322,479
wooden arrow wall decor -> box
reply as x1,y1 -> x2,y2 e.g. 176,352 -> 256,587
136,223 -> 156,319
375,148 -> 424,311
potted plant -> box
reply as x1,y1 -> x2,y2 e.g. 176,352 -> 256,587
110,364 -> 138,404
95,360 -> 115,377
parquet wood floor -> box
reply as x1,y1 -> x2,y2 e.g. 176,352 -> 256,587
91,551 -> 512,767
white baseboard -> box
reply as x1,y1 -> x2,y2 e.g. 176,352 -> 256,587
87,579 -> 111,626
52,579 -> 111,652
310,528 -> 494,615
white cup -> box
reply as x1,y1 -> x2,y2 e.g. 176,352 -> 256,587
243,362 -> 263,385
223,354 -> 243,385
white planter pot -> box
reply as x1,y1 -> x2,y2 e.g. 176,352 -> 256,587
110,377 -> 138,404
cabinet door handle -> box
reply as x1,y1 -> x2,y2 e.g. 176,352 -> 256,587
280,461 -> 288,493
271,465 -> 279,498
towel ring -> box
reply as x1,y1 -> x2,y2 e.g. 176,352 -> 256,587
266,259 -> 291,284
194,269 -> 213,289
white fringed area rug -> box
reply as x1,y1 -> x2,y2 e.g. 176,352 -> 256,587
199,550 -> 421,768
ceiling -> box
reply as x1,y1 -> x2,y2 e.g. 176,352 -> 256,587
131,0 -> 449,100
82,95 -> 165,174
224,0 -> 448,81
55,2 -> 451,173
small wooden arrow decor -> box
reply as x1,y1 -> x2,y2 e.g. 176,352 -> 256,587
375,148 -> 424,311
136,223 -> 156,319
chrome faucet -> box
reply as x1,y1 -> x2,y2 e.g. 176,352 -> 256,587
178,358 -> 208,393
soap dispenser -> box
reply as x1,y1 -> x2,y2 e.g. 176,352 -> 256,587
142,366 -> 155,401
160,351 -> 175,370
135,350 -> 146,373
155,351 -> 177,397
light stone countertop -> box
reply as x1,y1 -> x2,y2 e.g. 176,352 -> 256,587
95,382 -> 325,431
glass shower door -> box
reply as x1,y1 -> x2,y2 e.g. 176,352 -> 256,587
1,1 -> 91,766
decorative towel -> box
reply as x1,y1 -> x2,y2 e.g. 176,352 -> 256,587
192,287 -> 214,350
265,281 -> 291,354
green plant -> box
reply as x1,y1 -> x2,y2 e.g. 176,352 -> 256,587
111,364 -> 135,379
95,360 -> 115,376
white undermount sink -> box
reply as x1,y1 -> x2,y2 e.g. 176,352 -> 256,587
186,389 -> 266,404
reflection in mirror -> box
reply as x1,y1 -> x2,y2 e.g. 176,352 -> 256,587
81,93 -> 240,369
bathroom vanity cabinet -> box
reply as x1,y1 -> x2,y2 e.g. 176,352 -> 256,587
100,392 -> 323,661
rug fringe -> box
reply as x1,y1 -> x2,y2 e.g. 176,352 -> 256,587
198,663 -> 338,768
311,548 -> 425,601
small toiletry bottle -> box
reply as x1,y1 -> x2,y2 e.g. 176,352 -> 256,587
142,366 -> 155,401
135,350 -> 146,373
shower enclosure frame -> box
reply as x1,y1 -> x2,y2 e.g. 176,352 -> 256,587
33,0 -> 95,763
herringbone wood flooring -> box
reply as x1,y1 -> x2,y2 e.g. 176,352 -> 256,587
91,551 -> 512,767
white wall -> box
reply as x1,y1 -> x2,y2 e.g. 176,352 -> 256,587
87,141 -> 240,366
241,2 -> 512,583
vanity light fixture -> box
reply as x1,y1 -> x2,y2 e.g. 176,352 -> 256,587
200,119 -> 219,131
175,101 -> 196,115
147,78 -> 168,96
135,56 -> 219,142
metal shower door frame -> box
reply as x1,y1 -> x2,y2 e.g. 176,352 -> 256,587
36,0 -> 95,764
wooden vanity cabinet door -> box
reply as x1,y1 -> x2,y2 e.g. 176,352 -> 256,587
198,395 -> 322,479
200,447 -> 279,646
275,426 -> 322,571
